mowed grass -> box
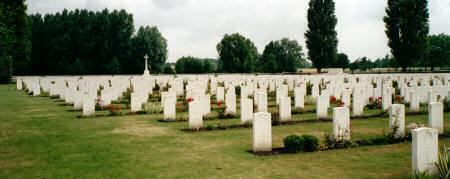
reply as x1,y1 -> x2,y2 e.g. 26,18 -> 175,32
1,84 -> 450,178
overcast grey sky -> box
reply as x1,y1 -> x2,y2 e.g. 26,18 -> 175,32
26,0 -> 450,62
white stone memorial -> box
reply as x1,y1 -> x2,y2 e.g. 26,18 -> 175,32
279,97 -> 292,121
333,107 -> 350,140
240,98 -> 253,124
389,104 -> 405,138
412,128 -> 438,176
253,112 -> 272,152
428,102 -> 444,134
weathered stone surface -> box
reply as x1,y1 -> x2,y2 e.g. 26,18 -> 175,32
412,127 -> 438,176
225,90 -> 236,115
256,92 -> 268,112
410,91 -> 420,113
279,97 -> 292,121
333,107 -> 350,140
82,93 -> 95,116
253,112 -> 272,152
216,87 -> 225,102
294,87 -> 305,109
389,104 -> 405,138
240,98 -> 253,124
352,92 -> 364,117
316,95 -> 329,119
189,100 -> 203,129
428,102 -> 444,134
163,94 -> 176,121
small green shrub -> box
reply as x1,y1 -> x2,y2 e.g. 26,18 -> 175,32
301,135 -> 319,152
144,102 -> 163,114
203,114 -> 217,120
206,125 -> 214,131
322,133 -> 351,150
176,114 -> 188,122
283,135 -> 304,153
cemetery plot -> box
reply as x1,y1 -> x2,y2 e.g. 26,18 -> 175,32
5,73 -> 450,177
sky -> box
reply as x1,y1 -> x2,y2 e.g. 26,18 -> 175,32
26,0 -> 450,62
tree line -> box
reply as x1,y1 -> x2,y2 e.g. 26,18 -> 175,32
1,0 -> 450,83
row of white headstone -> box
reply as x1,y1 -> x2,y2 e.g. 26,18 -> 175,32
16,74 -> 450,121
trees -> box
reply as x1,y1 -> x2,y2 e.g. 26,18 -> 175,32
335,53 -> 350,69
26,9 -> 169,75
28,9 -> 136,75
130,26 -> 168,74
384,0 -> 429,72
349,57 -> 374,71
0,0 -> 30,83
261,38 -> 305,73
426,34 -> 450,70
305,0 -> 338,73
175,56 -> 216,74
217,33 -> 259,73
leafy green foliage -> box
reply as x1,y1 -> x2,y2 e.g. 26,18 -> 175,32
384,0 -> 429,72
334,53 -> 350,69
26,9 -> 168,75
349,57 -> 375,71
260,38 -> 305,73
175,56 -> 216,74
283,134 -> 319,153
322,133 -> 351,150
217,33 -> 259,73
0,0 -> 30,83
283,135 -> 304,153
130,26 -> 168,74
435,145 -> 450,179
426,34 -> 450,70
305,0 -> 338,72
301,135 -> 319,152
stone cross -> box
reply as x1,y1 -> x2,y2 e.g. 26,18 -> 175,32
144,54 -> 150,75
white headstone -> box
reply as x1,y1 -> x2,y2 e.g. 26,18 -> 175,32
410,91 -> 420,113
428,102 -> 444,134
389,104 -> 405,138
216,87 -> 225,103
352,92 -> 364,117
294,87 -> 305,109
316,95 -> 329,119
256,91 -> 268,112
382,91 -> 392,110
240,98 -> 253,124
163,94 -> 176,121
82,93 -> 95,116
189,100 -> 203,129
225,90 -> 236,115
333,107 -> 350,140
253,112 -> 272,152
412,128 -> 438,176
279,97 -> 292,121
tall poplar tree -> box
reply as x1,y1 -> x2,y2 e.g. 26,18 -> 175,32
304,0 -> 338,73
0,0 -> 30,83
384,0 -> 429,72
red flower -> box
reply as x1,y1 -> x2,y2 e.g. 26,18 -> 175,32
330,96 -> 337,103
187,97 -> 194,103
217,101 -> 223,108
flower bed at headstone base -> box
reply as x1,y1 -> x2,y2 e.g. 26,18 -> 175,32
251,122 -> 445,156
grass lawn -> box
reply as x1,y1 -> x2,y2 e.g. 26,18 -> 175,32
1,84 -> 450,178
